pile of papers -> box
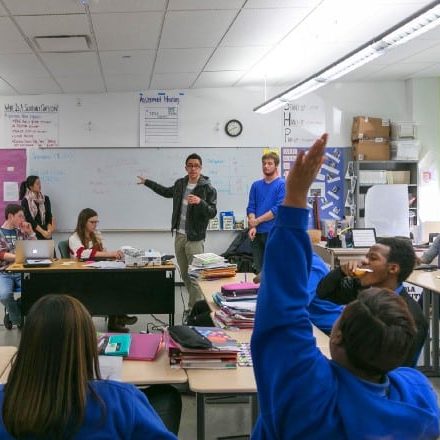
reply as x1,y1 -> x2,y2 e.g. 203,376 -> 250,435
167,327 -> 239,369
212,292 -> 257,329
189,253 -> 237,280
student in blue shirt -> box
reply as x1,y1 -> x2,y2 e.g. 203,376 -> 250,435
251,134 -> 439,440
246,152 -> 285,273
0,294 -> 177,439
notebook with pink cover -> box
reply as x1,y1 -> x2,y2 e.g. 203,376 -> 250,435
125,333 -> 162,361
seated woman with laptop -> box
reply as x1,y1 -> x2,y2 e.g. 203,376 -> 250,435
68,208 -> 137,333
0,204 -> 36,328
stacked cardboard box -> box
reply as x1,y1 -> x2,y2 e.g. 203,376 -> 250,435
352,116 -> 390,161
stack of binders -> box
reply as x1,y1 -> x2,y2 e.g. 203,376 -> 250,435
166,326 -> 240,369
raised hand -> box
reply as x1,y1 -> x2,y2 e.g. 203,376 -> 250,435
284,134 -> 328,209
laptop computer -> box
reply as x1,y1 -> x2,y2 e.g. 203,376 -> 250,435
15,240 -> 54,267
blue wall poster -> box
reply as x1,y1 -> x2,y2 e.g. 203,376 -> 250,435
281,147 -> 345,227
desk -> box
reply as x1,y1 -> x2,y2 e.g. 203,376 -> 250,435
0,345 -> 186,387
313,243 -> 369,268
407,269 -> 440,376
7,260 -> 176,325
194,274 -> 330,440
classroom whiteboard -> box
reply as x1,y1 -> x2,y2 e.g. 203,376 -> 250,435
28,148 -> 263,231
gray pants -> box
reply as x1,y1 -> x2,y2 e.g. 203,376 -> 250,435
175,233 -> 204,308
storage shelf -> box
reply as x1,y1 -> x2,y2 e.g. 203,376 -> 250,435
350,159 -> 419,228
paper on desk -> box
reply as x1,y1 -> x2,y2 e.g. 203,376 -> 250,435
222,300 -> 256,312
98,355 -> 122,381
85,261 -> 126,269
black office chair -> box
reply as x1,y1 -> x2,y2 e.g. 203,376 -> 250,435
58,240 -> 70,258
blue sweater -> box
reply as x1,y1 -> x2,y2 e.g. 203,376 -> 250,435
0,380 -> 176,439
308,254 -> 344,335
246,178 -> 285,233
251,206 -> 440,440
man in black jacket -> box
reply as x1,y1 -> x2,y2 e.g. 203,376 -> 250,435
137,153 -> 217,309
316,237 -> 428,367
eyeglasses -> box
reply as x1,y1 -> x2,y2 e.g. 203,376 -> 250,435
88,220 -> 99,224
186,164 -> 201,169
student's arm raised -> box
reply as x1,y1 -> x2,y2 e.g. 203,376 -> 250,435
251,134 -> 336,438
137,176 -> 174,198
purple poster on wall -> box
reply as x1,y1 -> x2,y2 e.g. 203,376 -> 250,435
281,147 -> 345,227
0,149 -> 27,216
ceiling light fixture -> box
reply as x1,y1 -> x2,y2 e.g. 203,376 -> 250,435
254,0 -> 440,114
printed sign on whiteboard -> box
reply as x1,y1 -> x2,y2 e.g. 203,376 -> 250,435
3,103 -> 59,148
282,95 -> 325,147
139,92 -> 183,146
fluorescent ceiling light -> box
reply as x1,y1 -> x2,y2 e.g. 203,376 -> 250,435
254,0 -> 440,114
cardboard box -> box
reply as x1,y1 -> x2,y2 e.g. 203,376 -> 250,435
353,140 -> 390,161
352,116 -> 390,141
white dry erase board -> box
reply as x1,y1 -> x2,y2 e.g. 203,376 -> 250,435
28,148 -> 263,231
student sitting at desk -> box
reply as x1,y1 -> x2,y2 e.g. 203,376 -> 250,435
316,238 -> 428,367
69,208 -> 137,333
419,234 -> 440,267
0,294 -> 177,439
251,134 -> 439,440
0,204 -> 36,328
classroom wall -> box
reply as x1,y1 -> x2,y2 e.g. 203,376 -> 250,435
0,80 -> 421,254
407,78 -> 440,226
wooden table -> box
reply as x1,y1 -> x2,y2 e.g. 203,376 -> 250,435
313,243 -> 369,268
407,269 -> 440,376
0,345 -> 186,386
7,259 -> 176,325
193,274 -> 330,440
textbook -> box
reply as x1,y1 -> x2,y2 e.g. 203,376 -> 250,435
192,252 -> 225,267
97,333 -> 132,357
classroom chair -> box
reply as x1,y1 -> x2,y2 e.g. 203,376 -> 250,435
58,240 -> 70,258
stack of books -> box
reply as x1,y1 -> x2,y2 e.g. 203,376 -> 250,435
167,326 -> 240,369
189,253 -> 237,280
212,293 -> 256,329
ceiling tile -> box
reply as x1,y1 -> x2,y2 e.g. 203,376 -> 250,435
168,0 -> 244,9
89,0 -> 166,13
0,77 -> 16,94
3,0 -> 83,15
92,12 -> 163,50
206,46 -> 268,71
155,48 -> 212,73
40,52 -> 101,76
0,53 -> 49,78
7,76 -> 61,94
0,3 -> 7,16
368,62 -> 434,80
15,14 -> 89,40
0,17 -> 32,54
100,50 -> 155,75
221,7 -> 309,47
150,72 -> 198,89
245,0 -> 321,7
105,74 -> 150,92
194,71 -> 244,88
411,64 -> 440,77
160,10 -> 237,48
57,75 -> 105,93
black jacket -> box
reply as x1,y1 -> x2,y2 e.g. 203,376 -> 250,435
21,196 -> 53,240
144,175 -> 217,241
317,267 -> 428,367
